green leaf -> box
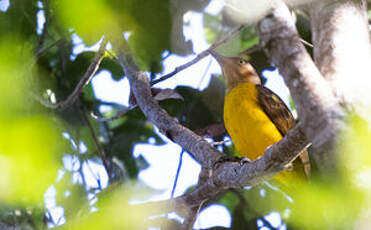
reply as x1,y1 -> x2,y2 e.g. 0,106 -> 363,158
66,52 -> 95,86
0,0 -> 38,41
240,26 -> 259,51
203,13 -> 222,43
174,77 -> 225,131
53,0 -> 118,45
218,191 -> 240,212
100,57 -> 124,80
120,0 -> 171,72
54,0 -> 172,72
109,111 -> 163,178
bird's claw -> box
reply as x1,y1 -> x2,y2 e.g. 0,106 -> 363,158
239,157 -> 252,165
213,155 -> 252,169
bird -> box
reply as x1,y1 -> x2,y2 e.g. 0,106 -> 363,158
209,50 -> 310,188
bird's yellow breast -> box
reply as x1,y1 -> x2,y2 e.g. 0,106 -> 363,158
224,82 -> 282,159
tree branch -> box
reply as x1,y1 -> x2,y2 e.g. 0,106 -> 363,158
111,37 -> 223,168
34,37 -> 108,110
310,0 -> 371,111
137,124 -> 309,215
257,0 -> 345,174
80,103 -> 111,177
150,25 -> 245,86
181,204 -> 202,230
90,106 -> 132,122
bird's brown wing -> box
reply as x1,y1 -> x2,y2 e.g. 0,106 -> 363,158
257,86 -> 294,135
257,86 -> 311,177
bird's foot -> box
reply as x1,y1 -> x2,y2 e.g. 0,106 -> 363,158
214,155 -> 252,169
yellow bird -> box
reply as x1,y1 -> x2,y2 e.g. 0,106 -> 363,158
209,50 -> 310,188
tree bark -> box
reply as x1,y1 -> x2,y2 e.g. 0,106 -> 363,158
310,0 -> 371,173
311,0 -> 371,110
257,0 -> 347,175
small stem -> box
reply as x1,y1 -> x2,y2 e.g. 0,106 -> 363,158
34,37 -> 108,110
151,25 -> 245,86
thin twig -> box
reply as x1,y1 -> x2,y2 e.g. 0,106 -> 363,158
212,139 -> 231,146
197,58 -> 213,89
46,210 -> 56,226
171,149 -> 185,199
300,38 -> 313,48
36,38 -> 64,58
150,25 -> 245,86
34,37 -> 109,110
112,36 -> 224,168
80,104 -> 111,178
181,202 -> 204,230
90,106 -> 134,122
78,158 -> 89,189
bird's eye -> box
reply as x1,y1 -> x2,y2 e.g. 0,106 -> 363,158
239,59 -> 246,65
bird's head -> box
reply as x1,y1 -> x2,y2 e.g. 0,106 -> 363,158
209,50 -> 261,91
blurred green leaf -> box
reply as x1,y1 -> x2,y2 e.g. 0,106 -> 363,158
174,76 -> 225,131
54,0 -> 172,73
65,186 -> 165,229
66,52 -> 95,85
120,0 -> 171,72
53,0 -> 119,45
243,185 -> 291,217
0,36 -> 67,205
203,13 -> 222,43
240,27 -> 259,51
100,57 -> 125,80
109,111 -> 163,178
218,191 -> 240,213
0,116 -> 63,204
0,0 -> 38,40
291,182 -> 364,230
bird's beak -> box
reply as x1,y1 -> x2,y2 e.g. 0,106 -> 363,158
208,49 -> 229,65
209,50 -> 232,68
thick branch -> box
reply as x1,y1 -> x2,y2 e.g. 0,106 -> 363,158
111,37 -> 223,168
310,0 -> 371,111
257,1 -> 346,174
138,124 -> 309,214
176,125 -> 308,208
80,104 -> 111,176
258,1 -> 341,145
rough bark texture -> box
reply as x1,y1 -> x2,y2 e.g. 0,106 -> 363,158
257,0 -> 346,174
111,37 -> 223,168
311,0 -> 371,111
173,124 -> 309,209
139,125 -> 309,215
309,0 -> 371,172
